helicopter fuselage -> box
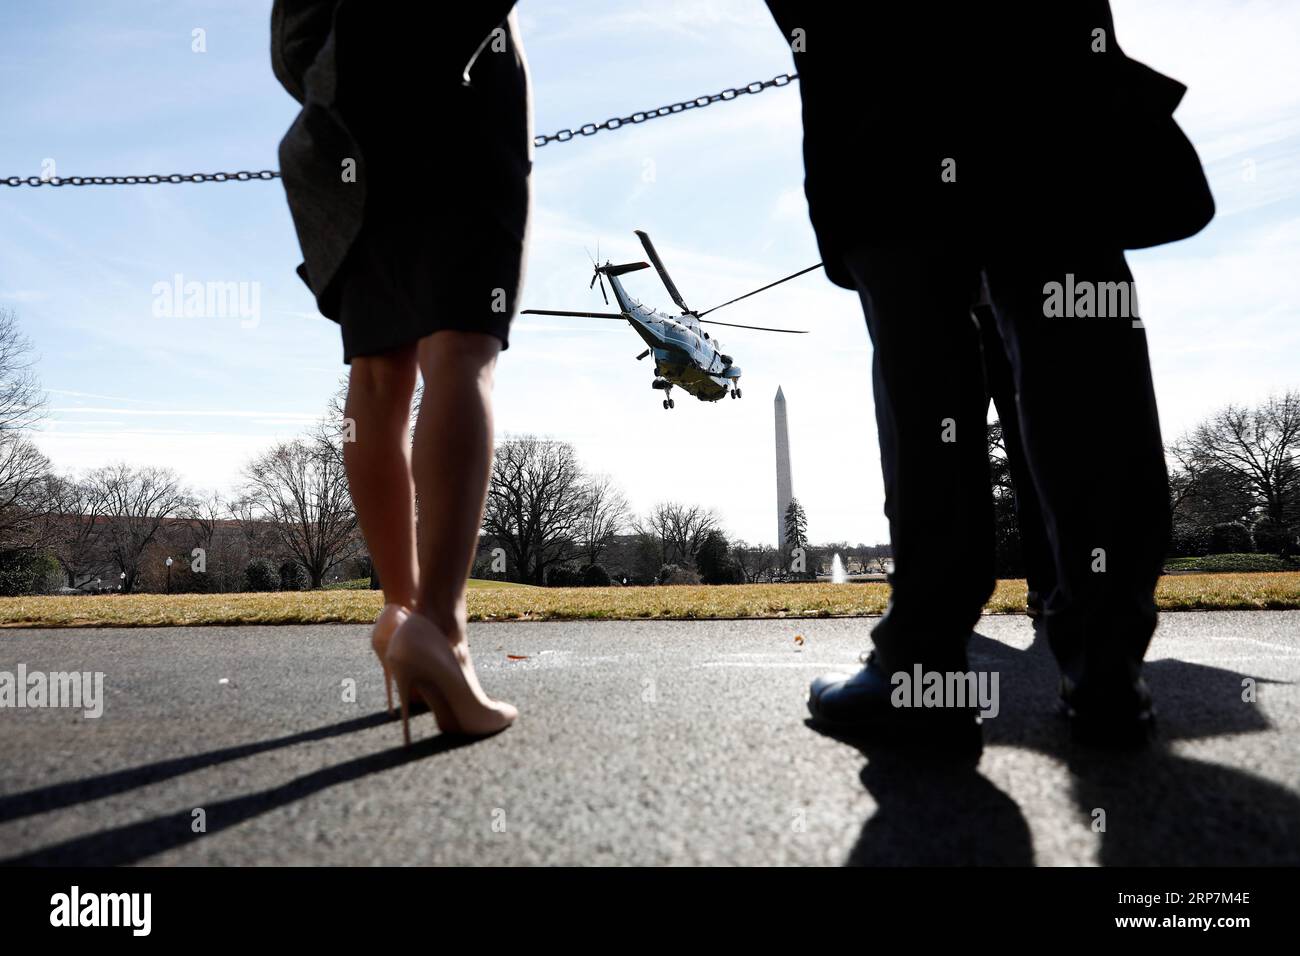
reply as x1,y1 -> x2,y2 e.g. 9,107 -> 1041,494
520,230 -> 813,409
606,273 -> 740,403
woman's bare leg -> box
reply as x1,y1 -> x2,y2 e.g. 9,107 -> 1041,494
382,330 -> 516,738
411,331 -> 500,639
344,345 -> 420,609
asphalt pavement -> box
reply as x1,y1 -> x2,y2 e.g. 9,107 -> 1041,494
2,611 -> 1297,865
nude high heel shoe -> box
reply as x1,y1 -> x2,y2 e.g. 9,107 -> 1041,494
385,611 -> 517,743
370,603 -> 411,715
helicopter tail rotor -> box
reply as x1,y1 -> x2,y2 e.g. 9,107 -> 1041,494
591,260 -> 651,308
590,267 -> 609,305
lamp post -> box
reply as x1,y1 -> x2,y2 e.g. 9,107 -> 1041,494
165,556 -> 174,594
119,571 -> 126,592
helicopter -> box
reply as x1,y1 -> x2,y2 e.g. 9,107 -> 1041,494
521,230 -> 820,409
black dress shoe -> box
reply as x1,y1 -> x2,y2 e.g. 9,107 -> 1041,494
1025,590 -> 1044,620
807,652 -> 981,743
1059,673 -> 1156,748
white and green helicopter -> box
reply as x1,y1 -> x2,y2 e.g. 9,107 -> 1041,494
522,230 -> 819,408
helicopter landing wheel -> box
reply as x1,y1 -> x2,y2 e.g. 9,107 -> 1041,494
728,390 -> 735,399
733,388 -> 742,399
668,398 -> 675,409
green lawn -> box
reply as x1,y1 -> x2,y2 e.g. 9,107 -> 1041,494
1,573 -> 1298,628
1164,553 -> 1300,574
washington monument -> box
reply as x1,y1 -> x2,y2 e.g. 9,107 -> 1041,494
774,385 -> 793,548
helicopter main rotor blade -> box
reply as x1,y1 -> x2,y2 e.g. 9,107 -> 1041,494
521,309 -> 627,320
698,318 -> 809,334
633,229 -> 691,313
696,263 -> 823,318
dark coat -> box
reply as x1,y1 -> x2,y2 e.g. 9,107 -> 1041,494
271,0 -> 526,317
764,2 -> 1214,288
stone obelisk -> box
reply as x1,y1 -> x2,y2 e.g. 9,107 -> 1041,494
774,386 -> 793,548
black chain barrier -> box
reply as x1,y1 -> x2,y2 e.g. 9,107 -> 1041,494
1,72 -> 798,186
533,71 -> 797,147
3,170 -> 280,187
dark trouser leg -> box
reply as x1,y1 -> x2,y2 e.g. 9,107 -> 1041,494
843,244 -> 994,672
973,303 -> 1055,597
983,247 -> 1170,687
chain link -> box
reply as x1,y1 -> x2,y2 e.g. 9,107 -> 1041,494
2,170 -> 279,187
533,71 -> 797,148
1,71 -> 798,185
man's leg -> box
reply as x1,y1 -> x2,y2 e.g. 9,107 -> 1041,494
984,246 -> 1169,727
973,302 -> 1055,609
807,241 -> 994,732
852,244 -> 995,672
807,243 -> 993,732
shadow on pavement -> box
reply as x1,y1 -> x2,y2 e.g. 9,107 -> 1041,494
0,711 -> 395,825
7,622 -> 1297,866
851,748 -> 1034,866
1,718 -> 478,866
811,626 -> 1300,866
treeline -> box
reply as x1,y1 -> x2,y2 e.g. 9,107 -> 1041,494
0,308 -> 368,595
472,434 -> 884,586
1,438 -> 370,596
1167,391 -> 1300,557
988,390 -> 1300,577
7,307 -> 1290,596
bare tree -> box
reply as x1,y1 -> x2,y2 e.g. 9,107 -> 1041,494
242,438 -> 357,587
1167,453 -> 1255,527
85,464 -> 192,592
317,376 -> 351,471
633,502 -> 719,568
1171,392 -> 1300,529
0,308 -> 45,433
37,474 -> 108,588
228,492 -> 277,560
730,540 -> 777,583
576,474 -> 628,566
731,539 -> 756,583
0,310 -> 51,552
0,433 -> 52,550
483,435 -> 589,584
184,490 -> 225,553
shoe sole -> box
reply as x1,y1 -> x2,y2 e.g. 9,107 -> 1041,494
807,701 -> 983,748
1058,700 -> 1157,749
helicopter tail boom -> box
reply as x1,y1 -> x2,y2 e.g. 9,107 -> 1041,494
597,261 -> 651,278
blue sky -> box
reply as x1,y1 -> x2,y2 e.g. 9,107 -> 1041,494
2,0 -> 1298,546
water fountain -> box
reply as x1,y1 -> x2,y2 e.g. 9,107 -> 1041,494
830,553 -> 847,584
